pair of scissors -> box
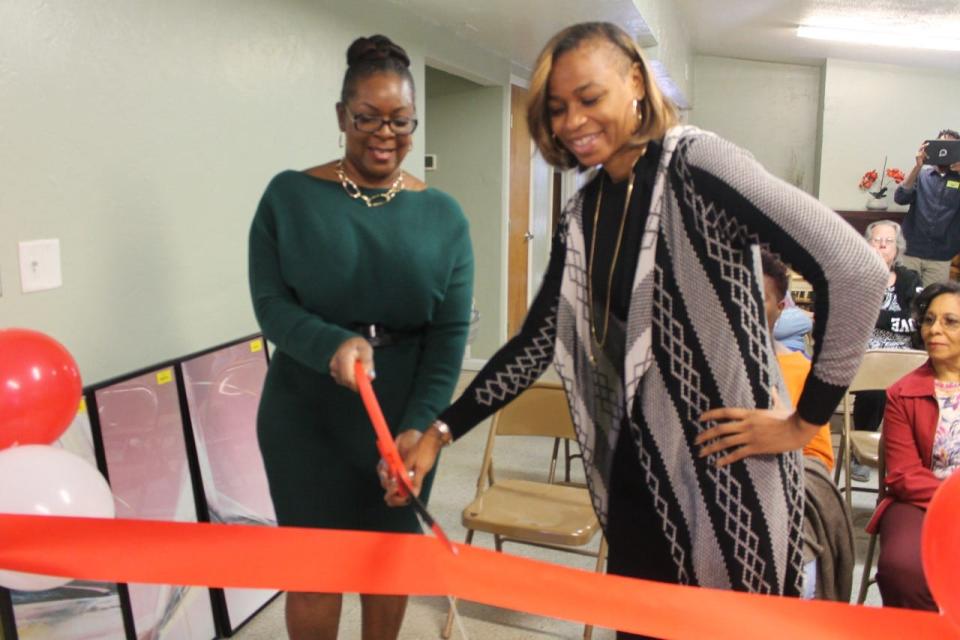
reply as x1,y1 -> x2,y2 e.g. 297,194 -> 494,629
354,361 -> 457,555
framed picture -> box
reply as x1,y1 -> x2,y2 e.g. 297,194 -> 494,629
91,367 -> 217,640
0,335 -> 277,638
180,336 -> 278,632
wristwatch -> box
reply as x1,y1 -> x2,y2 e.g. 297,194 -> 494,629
428,419 -> 453,447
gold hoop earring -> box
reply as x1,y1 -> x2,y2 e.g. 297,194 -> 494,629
338,132 -> 344,148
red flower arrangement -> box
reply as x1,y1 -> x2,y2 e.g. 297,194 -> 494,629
859,157 -> 905,199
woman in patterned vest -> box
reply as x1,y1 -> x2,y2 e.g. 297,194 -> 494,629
387,21 -> 887,637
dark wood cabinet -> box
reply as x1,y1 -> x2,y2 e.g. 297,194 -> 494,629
835,209 -> 906,235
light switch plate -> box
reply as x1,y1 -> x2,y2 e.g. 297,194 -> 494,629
19,239 -> 62,293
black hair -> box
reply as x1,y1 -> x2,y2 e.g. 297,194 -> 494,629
938,128 -> 960,139
914,281 -> 960,318
913,281 -> 960,346
760,249 -> 789,301
549,22 -> 641,69
340,35 -> 414,103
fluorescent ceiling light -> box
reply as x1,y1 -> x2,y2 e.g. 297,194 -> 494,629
797,25 -> 960,52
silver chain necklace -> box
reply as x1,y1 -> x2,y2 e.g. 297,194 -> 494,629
336,159 -> 404,207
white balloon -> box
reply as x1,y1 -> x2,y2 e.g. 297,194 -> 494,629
0,444 -> 115,591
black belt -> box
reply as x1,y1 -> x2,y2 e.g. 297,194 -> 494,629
350,323 -> 422,348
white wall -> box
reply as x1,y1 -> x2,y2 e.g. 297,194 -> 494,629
0,0 -> 511,384
634,0 -> 695,106
690,56 -> 821,194
424,68 -> 505,360
818,58 -> 960,210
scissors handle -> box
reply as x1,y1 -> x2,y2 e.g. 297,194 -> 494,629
354,361 -> 457,555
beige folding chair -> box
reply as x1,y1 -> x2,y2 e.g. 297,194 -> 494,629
835,348 -> 927,511
856,436 -> 886,604
442,380 -> 606,640
555,436 -> 584,485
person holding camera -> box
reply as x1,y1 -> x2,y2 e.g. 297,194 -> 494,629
895,128 -> 960,287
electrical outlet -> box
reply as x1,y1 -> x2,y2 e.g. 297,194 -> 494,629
19,239 -> 62,293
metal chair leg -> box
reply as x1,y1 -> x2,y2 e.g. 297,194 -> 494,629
841,395 -> 853,511
834,433 -> 845,484
857,532 -> 879,604
583,535 -> 608,640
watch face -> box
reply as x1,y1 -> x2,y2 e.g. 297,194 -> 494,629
432,421 -> 451,443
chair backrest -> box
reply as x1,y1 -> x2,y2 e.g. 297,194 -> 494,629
475,380 -> 577,492
847,349 -> 928,393
492,380 -> 576,440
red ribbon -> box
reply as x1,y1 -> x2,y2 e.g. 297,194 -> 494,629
0,514 -> 954,639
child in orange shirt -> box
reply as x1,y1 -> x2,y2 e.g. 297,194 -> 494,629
761,251 -> 835,471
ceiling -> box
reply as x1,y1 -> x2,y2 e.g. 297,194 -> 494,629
383,0 -> 653,74
383,0 -> 960,73
677,0 -> 960,71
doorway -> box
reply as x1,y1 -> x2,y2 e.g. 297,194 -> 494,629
424,67 -> 506,361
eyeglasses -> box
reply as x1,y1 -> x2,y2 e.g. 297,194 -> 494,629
345,107 -> 418,135
921,314 -> 960,331
870,237 -> 897,246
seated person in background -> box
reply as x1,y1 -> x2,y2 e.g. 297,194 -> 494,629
762,250 -> 834,471
894,129 -> 960,288
762,249 -> 852,602
851,221 -> 923,481
867,281 -> 960,611
773,291 -> 813,353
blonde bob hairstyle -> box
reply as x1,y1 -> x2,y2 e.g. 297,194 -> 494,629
527,22 -> 679,170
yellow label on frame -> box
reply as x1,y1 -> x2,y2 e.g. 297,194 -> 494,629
78,397 -> 87,415
250,338 -> 264,353
156,369 -> 173,385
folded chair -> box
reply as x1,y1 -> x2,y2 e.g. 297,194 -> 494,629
442,380 -> 606,640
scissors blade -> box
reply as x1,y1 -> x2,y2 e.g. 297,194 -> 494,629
356,362 -> 458,555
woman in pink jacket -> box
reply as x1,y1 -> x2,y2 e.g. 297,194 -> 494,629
870,281 -> 960,610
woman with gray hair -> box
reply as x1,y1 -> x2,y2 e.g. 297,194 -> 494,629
851,220 -> 923,480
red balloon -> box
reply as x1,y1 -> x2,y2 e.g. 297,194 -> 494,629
922,469 -> 960,628
0,329 -> 82,449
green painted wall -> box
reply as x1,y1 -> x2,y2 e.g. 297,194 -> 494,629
0,0 -> 511,383
690,56 -> 821,194
424,67 -> 506,360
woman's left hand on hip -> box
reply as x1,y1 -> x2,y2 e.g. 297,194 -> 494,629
694,408 -> 818,467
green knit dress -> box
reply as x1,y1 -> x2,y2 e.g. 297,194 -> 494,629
248,170 -> 473,532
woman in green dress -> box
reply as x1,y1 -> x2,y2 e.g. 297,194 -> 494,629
248,34 -> 473,640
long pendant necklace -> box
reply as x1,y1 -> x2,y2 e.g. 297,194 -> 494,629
336,159 -> 404,207
587,166 -> 636,365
